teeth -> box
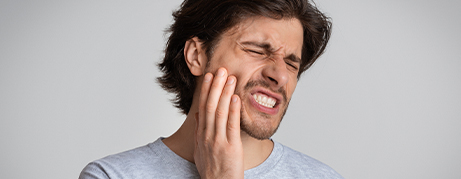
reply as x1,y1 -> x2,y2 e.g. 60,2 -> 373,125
253,94 -> 276,108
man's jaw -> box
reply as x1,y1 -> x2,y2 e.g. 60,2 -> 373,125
237,80 -> 289,139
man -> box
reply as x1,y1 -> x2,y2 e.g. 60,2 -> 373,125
80,0 -> 342,178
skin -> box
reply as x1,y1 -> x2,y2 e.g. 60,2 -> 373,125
163,16 -> 304,178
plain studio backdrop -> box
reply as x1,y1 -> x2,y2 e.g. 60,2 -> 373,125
1,0 -> 460,178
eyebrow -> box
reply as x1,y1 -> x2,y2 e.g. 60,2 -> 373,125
240,41 -> 274,51
286,54 -> 301,64
239,41 -> 301,63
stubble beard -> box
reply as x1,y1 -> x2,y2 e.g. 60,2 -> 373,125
236,80 -> 290,140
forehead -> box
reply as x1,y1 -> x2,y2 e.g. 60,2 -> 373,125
223,16 -> 304,56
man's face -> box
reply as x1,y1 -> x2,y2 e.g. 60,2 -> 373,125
206,16 -> 304,140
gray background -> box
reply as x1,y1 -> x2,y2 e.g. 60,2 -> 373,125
1,0 -> 460,178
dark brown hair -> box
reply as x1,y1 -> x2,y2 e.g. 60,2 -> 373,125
158,0 -> 332,114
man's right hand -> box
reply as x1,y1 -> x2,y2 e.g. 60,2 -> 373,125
194,67 -> 244,179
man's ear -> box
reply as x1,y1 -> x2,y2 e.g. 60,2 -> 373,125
184,37 -> 207,76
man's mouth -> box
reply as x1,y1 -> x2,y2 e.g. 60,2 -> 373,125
243,80 -> 286,115
253,93 -> 276,108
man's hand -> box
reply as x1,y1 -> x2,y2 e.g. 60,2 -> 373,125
194,68 -> 244,179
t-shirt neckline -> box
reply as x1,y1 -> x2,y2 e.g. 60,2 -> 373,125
151,137 -> 284,176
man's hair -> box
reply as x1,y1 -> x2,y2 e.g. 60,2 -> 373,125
157,0 -> 332,115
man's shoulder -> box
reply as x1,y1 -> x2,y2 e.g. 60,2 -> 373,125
79,142 -> 159,179
79,138 -> 199,179
96,142 -> 158,164
274,141 -> 344,179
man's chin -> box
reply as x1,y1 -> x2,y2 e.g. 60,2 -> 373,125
241,127 -> 278,140
240,116 -> 281,140
239,98 -> 288,140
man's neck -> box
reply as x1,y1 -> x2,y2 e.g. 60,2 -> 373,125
162,110 -> 274,170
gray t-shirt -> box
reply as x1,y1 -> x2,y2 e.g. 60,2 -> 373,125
80,138 -> 343,179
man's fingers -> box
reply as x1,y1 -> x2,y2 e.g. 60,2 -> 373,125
204,68 -> 228,137
194,69 -> 244,179
198,73 -> 213,134
215,76 -> 237,138
227,94 -> 241,143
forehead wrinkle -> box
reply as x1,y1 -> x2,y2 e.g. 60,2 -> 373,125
229,17 -> 303,57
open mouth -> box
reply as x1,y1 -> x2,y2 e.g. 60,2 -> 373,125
253,93 -> 277,108
249,88 -> 282,115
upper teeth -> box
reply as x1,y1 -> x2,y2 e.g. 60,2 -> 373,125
253,94 -> 276,108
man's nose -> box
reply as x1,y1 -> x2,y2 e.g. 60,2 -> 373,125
261,55 -> 289,90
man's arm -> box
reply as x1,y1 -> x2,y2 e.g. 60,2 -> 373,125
194,68 -> 244,179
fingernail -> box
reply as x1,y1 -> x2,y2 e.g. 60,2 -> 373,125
226,77 -> 235,85
217,68 -> 225,77
232,96 -> 238,103
204,73 -> 212,82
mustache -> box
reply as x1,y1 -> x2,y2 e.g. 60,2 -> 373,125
243,80 -> 287,103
